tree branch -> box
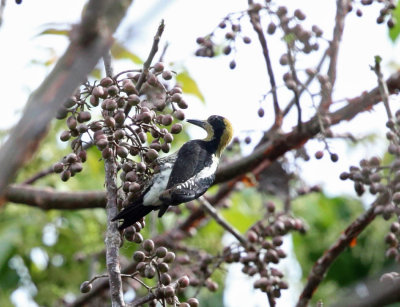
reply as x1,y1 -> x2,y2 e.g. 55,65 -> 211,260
0,0 -> 132,198
373,56 -> 392,120
199,196 -> 247,246
104,158 -> 125,307
319,0 -> 349,110
296,205 -> 377,307
124,19 -> 165,116
247,1 -> 281,127
3,184 -> 106,209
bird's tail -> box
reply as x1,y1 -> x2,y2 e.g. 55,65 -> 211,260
112,202 -> 154,231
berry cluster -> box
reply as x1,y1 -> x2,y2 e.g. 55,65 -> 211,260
351,0 -> 396,28
194,4 -> 257,69
132,239 -> 199,307
339,110 -> 400,261
222,201 -> 306,302
53,63 -> 187,206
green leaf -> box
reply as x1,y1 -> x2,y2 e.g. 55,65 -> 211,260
176,70 -> 205,103
389,2 -> 400,42
111,42 -> 143,64
37,28 -> 70,36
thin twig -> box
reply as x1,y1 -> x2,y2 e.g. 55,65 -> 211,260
283,50 -> 328,116
372,56 -> 392,120
103,50 -> 114,78
21,166 -> 54,185
124,19 -> 165,116
247,1 -> 282,127
319,0 -> 349,111
286,43 -> 302,131
199,196 -> 247,246
158,42 -> 169,63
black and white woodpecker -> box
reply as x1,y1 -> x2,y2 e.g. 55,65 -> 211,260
112,115 -> 233,230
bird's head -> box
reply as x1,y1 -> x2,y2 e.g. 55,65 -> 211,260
187,115 -> 233,157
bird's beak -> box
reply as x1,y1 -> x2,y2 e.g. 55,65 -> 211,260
187,119 -> 206,128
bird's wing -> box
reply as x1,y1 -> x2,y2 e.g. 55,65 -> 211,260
166,140 -> 211,188
157,141 -> 216,217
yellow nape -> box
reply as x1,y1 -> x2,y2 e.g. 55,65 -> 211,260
217,118 -> 233,157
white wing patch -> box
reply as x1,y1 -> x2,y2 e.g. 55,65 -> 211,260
176,154 -> 219,190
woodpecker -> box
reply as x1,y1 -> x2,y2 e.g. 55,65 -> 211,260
112,115 -> 233,230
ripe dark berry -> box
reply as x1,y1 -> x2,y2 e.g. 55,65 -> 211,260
315,151 -> 324,159
174,110 -> 185,120
107,85 -> 119,96
178,275 -> 190,288
243,36 -> 251,44
61,170 -> 71,182
171,123 -> 183,134
162,114 -> 173,126
104,117 -> 116,128
160,273 -> 171,285
116,146 -> 129,158
143,239 -> 155,253
158,262 -> 169,273
66,153 -> 78,163
122,79 -> 137,95
77,111 -> 91,123
133,251 -> 146,262
330,153 -> 339,162
127,94 -> 140,106
163,285 -> 174,298
70,162 -> 83,173
102,148 -> 112,159
133,232 -> 143,244
145,265 -> 156,278
156,246 -> 168,258
164,133 -> 174,143
77,124 -> 88,134
162,71 -> 173,80
80,281 -> 92,293
53,162 -> 64,173
164,252 -> 175,263
153,62 -> 164,72
60,130 -> 71,142
187,298 -> 199,307
146,149 -> 159,161
178,100 -> 188,109
223,45 -> 232,55
267,22 -> 276,35
100,77 -> 113,87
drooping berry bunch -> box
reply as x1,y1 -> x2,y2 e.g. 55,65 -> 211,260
131,239 -> 199,307
350,0 -> 396,27
53,62 -> 188,209
79,238 -> 199,306
339,110 -> 400,261
219,201 -> 306,302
